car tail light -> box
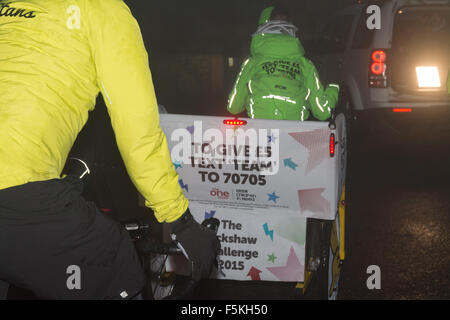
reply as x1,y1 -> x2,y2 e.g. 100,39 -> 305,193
223,119 -> 247,126
329,133 -> 335,158
369,49 -> 388,88
371,50 -> 386,63
393,108 -> 412,113
371,62 -> 385,75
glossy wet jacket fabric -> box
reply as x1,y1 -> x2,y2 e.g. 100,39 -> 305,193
0,0 -> 187,223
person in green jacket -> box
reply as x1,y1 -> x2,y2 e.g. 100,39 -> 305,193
227,6 -> 340,121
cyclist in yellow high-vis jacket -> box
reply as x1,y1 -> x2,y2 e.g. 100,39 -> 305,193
0,0 -> 219,299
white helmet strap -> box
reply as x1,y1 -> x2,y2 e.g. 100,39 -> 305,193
253,21 -> 298,38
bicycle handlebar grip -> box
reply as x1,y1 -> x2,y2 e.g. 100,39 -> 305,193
135,239 -> 182,255
134,218 -> 219,256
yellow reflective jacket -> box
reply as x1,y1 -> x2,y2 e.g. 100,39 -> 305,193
0,0 -> 188,222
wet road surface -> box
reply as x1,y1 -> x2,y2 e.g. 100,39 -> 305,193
338,119 -> 450,300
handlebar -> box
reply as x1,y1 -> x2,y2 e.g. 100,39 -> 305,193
135,238 -> 182,256
132,218 -> 220,257
63,156 -> 220,300
132,217 -> 221,300
170,217 -> 221,300
125,222 -> 182,255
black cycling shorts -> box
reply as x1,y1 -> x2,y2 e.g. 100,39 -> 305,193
0,176 -> 146,299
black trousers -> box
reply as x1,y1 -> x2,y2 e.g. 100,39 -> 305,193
0,176 -> 146,299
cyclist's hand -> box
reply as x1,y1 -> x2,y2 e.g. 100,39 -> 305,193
168,209 -> 221,282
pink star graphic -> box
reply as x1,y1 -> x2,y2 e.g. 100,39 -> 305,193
298,188 -> 330,216
288,129 -> 330,174
266,246 -> 304,282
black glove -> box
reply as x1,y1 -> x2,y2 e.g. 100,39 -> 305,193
168,209 -> 221,282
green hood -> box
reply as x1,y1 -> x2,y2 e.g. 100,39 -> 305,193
250,33 -> 305,58
258,6 -> 274,25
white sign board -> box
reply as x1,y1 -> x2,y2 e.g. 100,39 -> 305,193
159,114 -> 346,283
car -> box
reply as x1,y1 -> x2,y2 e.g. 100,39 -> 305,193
310,0 -> 450,138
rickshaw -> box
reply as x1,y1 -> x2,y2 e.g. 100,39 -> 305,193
155,112 -> 347,300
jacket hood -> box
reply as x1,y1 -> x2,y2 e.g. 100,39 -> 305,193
250,33 -> 305,58
258,6 -> 274,25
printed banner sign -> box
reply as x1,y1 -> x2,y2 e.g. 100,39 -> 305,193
159,114 -> 346,282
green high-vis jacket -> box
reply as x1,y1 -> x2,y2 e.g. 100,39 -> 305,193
227,27 -> 339,121
0,0 -> 188,223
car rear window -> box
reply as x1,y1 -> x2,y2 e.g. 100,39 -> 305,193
391,6 -> 450,92
315,14 -> 355,54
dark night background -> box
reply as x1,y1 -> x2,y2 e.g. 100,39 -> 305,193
34,0 -> 450,300
125,0 -> 354,116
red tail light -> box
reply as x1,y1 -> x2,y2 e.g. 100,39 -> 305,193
371,50 -> 386,63
370,62 -> 385,75
393,108 -> 412,113
330,133 -> 335,158
369,49 -> 388,88
223,119 -> 247,126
